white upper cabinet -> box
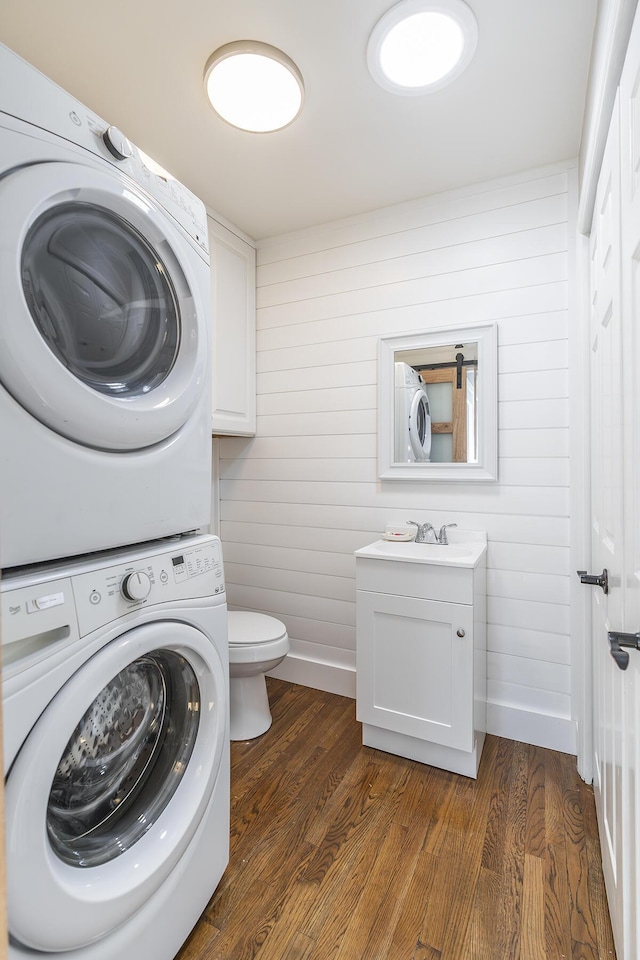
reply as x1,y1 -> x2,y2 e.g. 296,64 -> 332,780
207,215 -> 256,436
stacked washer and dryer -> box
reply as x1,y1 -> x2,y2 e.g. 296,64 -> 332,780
0,43 -> 229,959
394,361 -> 432,462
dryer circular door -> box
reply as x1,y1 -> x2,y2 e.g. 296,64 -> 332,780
0,162 -> 208,451
408,388 -> 432,461
5,620 -> 227,953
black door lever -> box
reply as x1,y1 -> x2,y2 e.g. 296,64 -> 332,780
608,631 -> 640,670
577,569 -> 609,594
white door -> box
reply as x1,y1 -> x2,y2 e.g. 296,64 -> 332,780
588,92 -> 625,952
618,11 -> 640,949
588,11 -> 640,958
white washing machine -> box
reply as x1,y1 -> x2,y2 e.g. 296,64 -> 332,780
0,43 -> 212,569
394,361 -> 432,462
1,533 -> 229,959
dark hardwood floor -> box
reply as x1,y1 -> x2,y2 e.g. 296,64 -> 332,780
176,679 -> 616,960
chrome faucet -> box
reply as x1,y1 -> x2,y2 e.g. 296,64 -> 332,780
407,521 -> 437,543
437,523 -> 457,544
407,521 -> 458,544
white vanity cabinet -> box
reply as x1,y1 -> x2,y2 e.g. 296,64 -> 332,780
207,215 -> 256,436
355,538 -> 487,778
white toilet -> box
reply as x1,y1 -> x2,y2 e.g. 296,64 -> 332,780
227,611 -> 290,741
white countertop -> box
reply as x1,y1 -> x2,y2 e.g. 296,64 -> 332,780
354,537 -> 487,568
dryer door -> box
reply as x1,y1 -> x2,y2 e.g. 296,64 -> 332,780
0,162 -> 208,451
5,620 -> 227,953
408,389 -> 432,461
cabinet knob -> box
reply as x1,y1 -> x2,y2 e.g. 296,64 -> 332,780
456,628 -> 465,638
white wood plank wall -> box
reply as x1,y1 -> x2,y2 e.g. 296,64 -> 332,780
218,162 -> 576,755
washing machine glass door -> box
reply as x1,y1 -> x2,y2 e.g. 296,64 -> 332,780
5,620 -> 227,953
408,389 -> 432,461
0,161 -> 208,451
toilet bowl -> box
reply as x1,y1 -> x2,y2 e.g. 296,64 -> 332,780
227,611 -> 289,741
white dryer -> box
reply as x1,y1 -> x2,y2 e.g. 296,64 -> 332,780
1,533 -> 229,960
394,361 -> 432,462
0,43 -> 212,569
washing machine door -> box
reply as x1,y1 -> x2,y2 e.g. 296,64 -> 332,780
5,620 -> 227,953
408,388 -> 432,461
0,161 -> 208,451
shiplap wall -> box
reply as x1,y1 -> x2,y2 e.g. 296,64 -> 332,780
218,162 -> 576,754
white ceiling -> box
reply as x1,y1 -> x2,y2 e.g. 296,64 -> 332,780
1,0 -> 597,240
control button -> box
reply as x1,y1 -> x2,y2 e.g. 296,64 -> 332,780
90,591 -> 102,606
69,111 -> 82,127
121,570 -> 152,602
103,125 -> 133,160
159,570 -> 169,584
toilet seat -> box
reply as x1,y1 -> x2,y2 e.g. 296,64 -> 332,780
228,612 -> 287,645
228,612 -> 289,665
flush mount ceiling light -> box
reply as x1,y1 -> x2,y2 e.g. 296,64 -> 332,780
367,0 -> 478,95
204,41 -> 304,133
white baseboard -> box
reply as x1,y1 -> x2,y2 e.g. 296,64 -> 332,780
486,702 -> 577,756
268,642 -> 577,756
267,640 -> 356,698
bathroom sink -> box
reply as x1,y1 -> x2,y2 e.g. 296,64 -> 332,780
354,538 -> 486,567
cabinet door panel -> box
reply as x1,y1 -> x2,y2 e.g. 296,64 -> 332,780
208,216 -> 256,436
356,592 -> 473,751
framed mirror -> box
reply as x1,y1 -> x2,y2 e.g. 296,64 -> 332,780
378,322 -> 497,481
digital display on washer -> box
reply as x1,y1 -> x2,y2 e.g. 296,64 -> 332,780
172,556 -> 184,566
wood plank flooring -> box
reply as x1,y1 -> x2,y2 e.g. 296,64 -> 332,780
176,679 -> 616,960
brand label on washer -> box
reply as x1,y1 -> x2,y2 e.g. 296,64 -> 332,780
25,591 -> 65,613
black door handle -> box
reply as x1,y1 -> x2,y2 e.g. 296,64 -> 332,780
608,631 -> 640,671
577,569 -> 609,594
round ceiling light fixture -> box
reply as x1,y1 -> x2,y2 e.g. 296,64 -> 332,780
367,0 -> 478,95
204,41 -> 304,133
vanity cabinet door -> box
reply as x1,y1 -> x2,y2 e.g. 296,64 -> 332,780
356,591 -> 474,752
208,216 -> 256,436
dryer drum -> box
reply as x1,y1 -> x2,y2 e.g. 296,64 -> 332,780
47,650 -> 200,868
21,201 -> 181,399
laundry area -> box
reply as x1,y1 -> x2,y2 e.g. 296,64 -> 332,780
0,2 -> 639,958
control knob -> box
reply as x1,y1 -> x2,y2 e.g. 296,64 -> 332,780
121,570 -> 151,602
103,125 -> 133,161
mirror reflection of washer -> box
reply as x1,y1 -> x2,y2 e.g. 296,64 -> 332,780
1,534 -> 229,960
0,44 -> 212,568
394,361 -> 432,462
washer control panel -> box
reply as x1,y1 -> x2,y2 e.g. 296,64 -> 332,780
73,537 -> 225,635
1,535 -> 226,653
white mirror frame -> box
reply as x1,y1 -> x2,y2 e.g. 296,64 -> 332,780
378,322 -> 498,481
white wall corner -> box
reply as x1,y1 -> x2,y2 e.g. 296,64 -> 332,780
570,210 -> 594,783
578,0 -> 638,233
